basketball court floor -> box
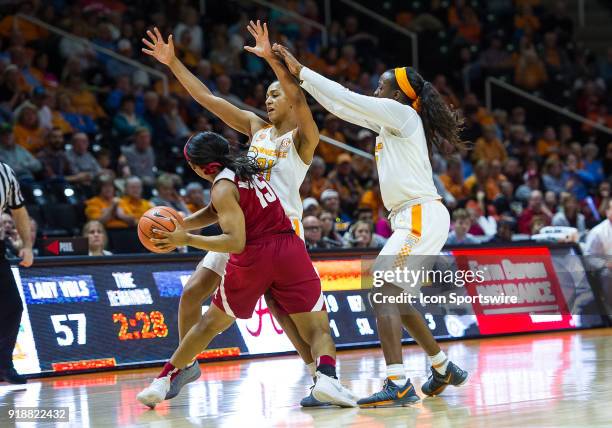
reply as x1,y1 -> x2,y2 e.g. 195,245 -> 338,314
1,329 -> 611,427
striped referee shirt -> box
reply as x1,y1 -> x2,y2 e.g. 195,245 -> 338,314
0,162 -> 25,213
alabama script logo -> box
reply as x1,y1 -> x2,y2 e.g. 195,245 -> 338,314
245,297 -> 283,336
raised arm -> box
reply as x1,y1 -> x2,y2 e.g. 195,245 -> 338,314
142,27 -> 266,137
274,44 -> 420,137
152,181 -> 245,253
244,21 -> 319,164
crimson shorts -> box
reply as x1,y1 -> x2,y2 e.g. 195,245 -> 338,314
212,232 -> 325,319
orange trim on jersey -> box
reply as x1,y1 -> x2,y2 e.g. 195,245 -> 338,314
411,204 -> 422,238
292,218 -> 301,237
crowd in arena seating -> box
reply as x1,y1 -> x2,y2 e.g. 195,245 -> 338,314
0,0 -> 611,256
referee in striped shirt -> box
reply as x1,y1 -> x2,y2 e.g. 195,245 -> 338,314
0,162 -> 33,384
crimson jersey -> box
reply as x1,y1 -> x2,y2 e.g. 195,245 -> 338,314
211,168 -> 293,245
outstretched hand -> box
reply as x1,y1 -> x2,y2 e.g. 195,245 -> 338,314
151,218 -> 188,250
142,27 -> 176,65
244,20 -> 273,59
272,43 -> 303,78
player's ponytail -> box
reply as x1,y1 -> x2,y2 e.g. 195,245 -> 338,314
393,67 -> 467,159
184,131 -> 267,180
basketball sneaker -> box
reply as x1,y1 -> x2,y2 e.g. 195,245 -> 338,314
137,376 -> 171,408
301,385 -> 332,407
311,372 -> 358,407
165,361 -> 201,399
357,378 -> 420,408
421,361 -> 468,396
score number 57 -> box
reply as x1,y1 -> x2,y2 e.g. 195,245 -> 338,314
50,314 -> 86,346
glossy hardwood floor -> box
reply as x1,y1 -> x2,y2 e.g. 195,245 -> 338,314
2,329 -> 612,427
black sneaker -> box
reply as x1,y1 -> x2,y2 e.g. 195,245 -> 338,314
357,378 -> 420,408
421,361 -> 468,396
0,367 -> 27,384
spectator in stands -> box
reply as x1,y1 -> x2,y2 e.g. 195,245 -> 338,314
472,124 -> 508,163
65,74 -> 106,119
318,114 -> 346,165
328,153 -> 363,215
173,6 -> 204,55
518,190 -> 553,234
488,217 -> 515,243
106,75 -> 132,114
583,143 -> 604,185
542,157 -> 567,194
184,182 -> 207,213
465,160 -> 500,201
57,92 -> 97,135
516,169 -> 542,202
565,153 -> 594,200
245,83 -> 266,111
544,190 -> 559,215
552,194 -> 586,234
502,157 -> 524,190
59,22 -> 96,69
446,208 -> 478,245
65,132 -> 103,184
106,39 -> 136,79
160,96 -> 191,143
214,74 -> 241,104
82,220 -> 112,256
514,44 -> 548,91
319,209 -> 344,247
0,65 -> 27,118
150,173 -> 189,215
12,101 -> 46,154
303,198 -> 321,219
119,127 -> 156,186
195,59 -> 216,92
479,37 -> 514,78
337,45 -> 360,81
113,95 -> 149,140
36,127 -> 80,183
303,215 -> 326,249
308,156 -> 332,200
432,74 -> 460,108
84,175 -> 124,229
344,220 -> 385,249
536,126 -> 560,157
493,180 -> 516,217
0,122 -> 41,181
116,176 -> 153,228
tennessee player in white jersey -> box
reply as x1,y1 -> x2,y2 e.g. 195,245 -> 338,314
142,24 -> 326,406
275,44 -> 469,407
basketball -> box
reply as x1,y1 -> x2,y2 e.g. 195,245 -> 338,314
138,206 -> 184,253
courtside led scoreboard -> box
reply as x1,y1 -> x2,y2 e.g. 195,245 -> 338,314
10,244 -> 607,376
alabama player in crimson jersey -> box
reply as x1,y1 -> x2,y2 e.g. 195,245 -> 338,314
142,23 -> 327,406
136,132 -> 358,409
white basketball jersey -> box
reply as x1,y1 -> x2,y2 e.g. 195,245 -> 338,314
248,126 -> 308,220
375,120 -> 440,211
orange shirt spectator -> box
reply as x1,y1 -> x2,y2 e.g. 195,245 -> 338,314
536,126 -> 560,157
440,174 -> 470,200
514,50 -> 548,90
360,187 -> 385,222
85,196 -> 126,229
13,102 -> 46,153
0,16 -> 48,42
317,114 -> 346,164
472,127 -> 508,163
115,177 -> 154,228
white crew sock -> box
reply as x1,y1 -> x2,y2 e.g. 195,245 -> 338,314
430,351 -> 449,375
307,362 -> 317,378
386,364 -> 407,384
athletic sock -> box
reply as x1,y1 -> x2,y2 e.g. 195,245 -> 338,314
307,362 -> 317,380
386,364 -> 407,384
316,355 -> 337,379
430,351 -> 449,375
157,362 -> 180,381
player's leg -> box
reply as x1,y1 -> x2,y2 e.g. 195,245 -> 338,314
264,294 -> 315,367
289,309 -> 358,407
137,304 -> 235,408
178,267 -> 221,340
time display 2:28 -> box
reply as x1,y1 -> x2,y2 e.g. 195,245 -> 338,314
112,311 -> 168,340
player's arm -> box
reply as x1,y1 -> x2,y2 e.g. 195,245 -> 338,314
182,203 -> 218,231
142,27 -> 267,137
244,21 -> 319,164
274,44 -> 419,135
152,181 -> 246,253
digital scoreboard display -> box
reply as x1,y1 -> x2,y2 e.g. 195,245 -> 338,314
10,243 -> 607,377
